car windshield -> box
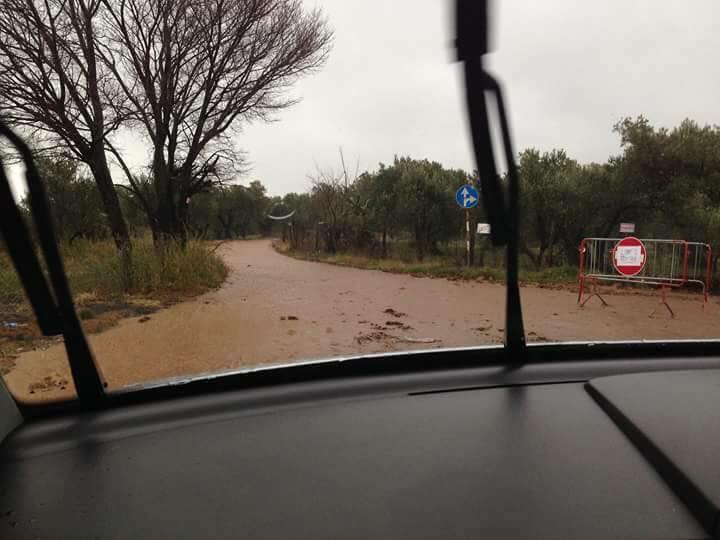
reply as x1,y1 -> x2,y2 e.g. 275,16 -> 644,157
2,0 -> 720,403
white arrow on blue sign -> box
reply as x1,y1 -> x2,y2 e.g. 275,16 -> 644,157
455,184 -> 479,209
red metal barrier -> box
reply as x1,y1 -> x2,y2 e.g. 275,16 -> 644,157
578,237 -> 712,317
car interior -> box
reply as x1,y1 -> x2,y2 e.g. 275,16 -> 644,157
1,1 -> 720,538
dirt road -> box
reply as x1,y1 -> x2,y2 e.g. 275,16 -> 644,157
5,239 -> 719,401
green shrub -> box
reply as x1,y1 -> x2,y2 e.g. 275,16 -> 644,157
124,239 -> 228,295
0,237 -> 228,304
0,253 -> 24,305
78,308 -> 96,320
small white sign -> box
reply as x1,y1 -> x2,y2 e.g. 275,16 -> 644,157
476,223 -> 491,235
615,245 -> 644,266
619,222 -> 635,233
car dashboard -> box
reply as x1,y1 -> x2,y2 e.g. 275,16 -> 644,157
2,354 -> 719,539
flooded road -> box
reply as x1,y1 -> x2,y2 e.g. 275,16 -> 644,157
5,239 -> 719,401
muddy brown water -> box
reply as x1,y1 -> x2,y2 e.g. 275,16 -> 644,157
4,239 -> 719,402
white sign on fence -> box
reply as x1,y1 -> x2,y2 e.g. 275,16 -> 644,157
476,223 -> 491,235
619,222 -> 636,233
615,245 -> 644,266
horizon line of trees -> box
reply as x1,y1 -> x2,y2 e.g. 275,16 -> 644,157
269,115 -> 720,272
23,116 -> 720,278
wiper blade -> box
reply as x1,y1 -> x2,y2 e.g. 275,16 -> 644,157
0,121 -> 105,405
455,0 -> 525,352
455,0 -> 508,247
0,163 -> 62,334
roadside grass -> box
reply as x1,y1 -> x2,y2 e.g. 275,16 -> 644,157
1,236 -> 227,303
275,243 -> 577,285
1,237 -> 228,360
0,256 -> 23,304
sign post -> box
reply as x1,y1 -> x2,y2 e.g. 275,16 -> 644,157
465,209 -> 471,266
455,184 -> 479,266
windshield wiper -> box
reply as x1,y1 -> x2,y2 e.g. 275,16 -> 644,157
455,0 -> 526,352
0,121 -> 105,406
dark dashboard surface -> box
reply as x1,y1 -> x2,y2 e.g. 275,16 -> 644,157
2,358 -> 719,539
590,370 -> 720,537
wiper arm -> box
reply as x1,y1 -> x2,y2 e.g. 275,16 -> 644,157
0,121 -> 105,405
455,0 -> 525,352
0,162 -> 61,334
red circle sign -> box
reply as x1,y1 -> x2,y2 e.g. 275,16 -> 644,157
612,236 -> 647,276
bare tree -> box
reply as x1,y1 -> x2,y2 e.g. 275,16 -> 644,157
0,0 -> 131,253
99,0 -> 332,240
310,173 -> 345,253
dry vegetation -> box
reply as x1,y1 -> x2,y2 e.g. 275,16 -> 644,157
0,237 -> 227,374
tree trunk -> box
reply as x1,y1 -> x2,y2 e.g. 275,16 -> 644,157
217,215 -> 234,239
88,150 -> 131,253
521,242 -> 543,270
381,228 -> 387,258
88,149 -> 132,289
151,157 -> 186,243
537,245 -> 547,269
415,222 -> 425,261
289,223 -> 296,248
562,238 -> 581,266
325,228 -> 336,253
176,191 -> 190,244
153,161 -> 172,241
84,8 -> 131,262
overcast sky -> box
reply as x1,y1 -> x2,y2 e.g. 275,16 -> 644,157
9,0 -> 720,198
238,0 -> 720,196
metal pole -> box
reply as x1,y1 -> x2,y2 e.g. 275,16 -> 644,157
705,244 -> 713,303
578,240 -> 586,304
465,209 -> 470,266
670,243 -> 676,282
653,242 -> 657,278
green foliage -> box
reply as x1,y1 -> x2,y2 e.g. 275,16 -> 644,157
122,239 -> 228,295
0,238 -> 227,303
518,148 -> 576,267
23,116 -> 720,291
24,157 -> 109,242
0,252 -> 23,305
305,156 -> 472,258
512,116 -> 720,270
394,157 -> 468,260
277,191 -> 321,248
269,116 -> 720,289
78,308 -> 96,320
186,181 -> 270,239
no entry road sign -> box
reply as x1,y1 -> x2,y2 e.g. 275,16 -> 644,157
455,184 -> 479,209
613,236 -> 647,276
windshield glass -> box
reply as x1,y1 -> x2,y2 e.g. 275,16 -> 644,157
2,0 -> 719,403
